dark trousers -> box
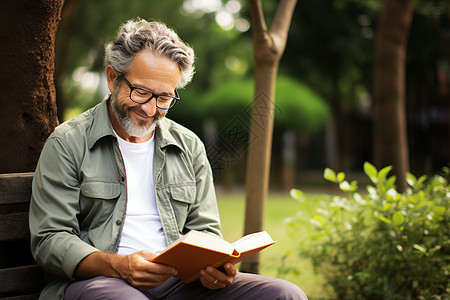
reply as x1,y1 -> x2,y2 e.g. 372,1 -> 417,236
65,273 -> 307,300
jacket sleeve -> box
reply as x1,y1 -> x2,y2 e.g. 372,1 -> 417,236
183,140 -> 222,238
29,136 -> 98,279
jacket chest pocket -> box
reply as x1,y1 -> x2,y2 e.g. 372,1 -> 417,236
79,181 -> 122,228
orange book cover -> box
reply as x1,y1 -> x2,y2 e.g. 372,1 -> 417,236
150,230 -> 276,283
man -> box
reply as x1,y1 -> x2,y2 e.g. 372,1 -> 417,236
30,19 -> 307,300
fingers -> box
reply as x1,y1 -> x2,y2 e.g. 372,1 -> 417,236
199,263 -> 238,290
199,268 -> 223,289
122,251 -> 178,290
224,263 -> 238,277
126,263 -> 177,290
128,270 -> 169,290
132,251 -> 178,276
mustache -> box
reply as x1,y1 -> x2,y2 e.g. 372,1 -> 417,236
128,106 -> 164,120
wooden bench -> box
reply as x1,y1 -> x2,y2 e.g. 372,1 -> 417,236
0,172 -> 45,299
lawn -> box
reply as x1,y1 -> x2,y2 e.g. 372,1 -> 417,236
217,192 -> 335,300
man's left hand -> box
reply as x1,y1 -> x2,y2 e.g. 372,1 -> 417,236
199,263 -> 238,290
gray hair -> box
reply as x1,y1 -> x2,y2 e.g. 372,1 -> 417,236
104,19 -> 195,89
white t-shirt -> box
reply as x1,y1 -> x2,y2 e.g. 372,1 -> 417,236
114,133 -> 167,255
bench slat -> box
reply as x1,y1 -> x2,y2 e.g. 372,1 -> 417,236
1,294 -> 40,300
0,212 -> 30,241
0,265 -> 45,294
0,173 -> 34,205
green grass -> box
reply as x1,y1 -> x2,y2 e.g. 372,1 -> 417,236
217,192 -> 334,300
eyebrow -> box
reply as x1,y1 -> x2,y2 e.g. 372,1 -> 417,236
134,84 -> 174,96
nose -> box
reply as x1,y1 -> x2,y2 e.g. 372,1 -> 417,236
140,96 -> 157,116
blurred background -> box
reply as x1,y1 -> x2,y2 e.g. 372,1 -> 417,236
55,0 -> 449,190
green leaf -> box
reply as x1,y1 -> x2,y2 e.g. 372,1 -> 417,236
349,180 -> 358,192
378,165 -> 392,182
406,172 -> 417,187
374,214 -> 392,224
337,172 -> 345,183
385,176 -> 396,190
413,244 -> 426,253
429,245 -> 441,256
417,203 -> 430,213
324,168 -> 337,182
339,181 -> 351,191
290,189 -> 305,201
417,175 -> 427,186
364,162 -> 378,183
392,211 -> 405,226
310,216 -> 323,227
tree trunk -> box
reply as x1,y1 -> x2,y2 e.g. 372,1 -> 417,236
0,0 -> 62,173
373,0 -> 414,191
242,0 -> 297,274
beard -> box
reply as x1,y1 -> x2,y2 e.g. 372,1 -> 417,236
110,89 -> 164,138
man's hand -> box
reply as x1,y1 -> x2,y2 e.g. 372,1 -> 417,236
75,250 -> 178,291
198,263 -> 238,290
115,250 -> 178,290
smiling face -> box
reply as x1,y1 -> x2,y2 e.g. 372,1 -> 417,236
106,50 -> 180,143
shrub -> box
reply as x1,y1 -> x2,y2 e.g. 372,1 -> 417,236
287,162 -> 450,299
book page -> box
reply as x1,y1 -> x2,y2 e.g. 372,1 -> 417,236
177,230 -> 235,254
232,231 -> 275,253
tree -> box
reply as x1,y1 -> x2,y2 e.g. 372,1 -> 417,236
241,0 -> 297,274
373,0 -> 414,191
0,0 -> 62,173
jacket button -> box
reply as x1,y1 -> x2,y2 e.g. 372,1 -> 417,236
116,220 -> 122,226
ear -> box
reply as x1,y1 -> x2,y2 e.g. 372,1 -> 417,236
106,65 -> 118,93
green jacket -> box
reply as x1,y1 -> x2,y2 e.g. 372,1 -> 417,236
29,96 -> 221,299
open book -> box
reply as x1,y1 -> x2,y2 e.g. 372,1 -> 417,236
150,230 -> 276,283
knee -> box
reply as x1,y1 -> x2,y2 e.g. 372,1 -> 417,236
232,273 -> 307,300
270,278 -> 308,300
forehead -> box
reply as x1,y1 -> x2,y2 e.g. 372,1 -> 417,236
127,50 -> 180,90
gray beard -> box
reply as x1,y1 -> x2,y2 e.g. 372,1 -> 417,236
110,91 -> 161,138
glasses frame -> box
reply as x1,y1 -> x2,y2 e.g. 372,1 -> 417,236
119,75 -> 180,109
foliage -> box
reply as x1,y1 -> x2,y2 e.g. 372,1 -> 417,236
199,75 -> 329,133
275,75 -> 330,133
288,162 -> 450,299
199,78 -> 253,128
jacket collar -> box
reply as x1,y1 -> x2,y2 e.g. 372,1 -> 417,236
88,95 -> 115,150
155,118 -> 183,152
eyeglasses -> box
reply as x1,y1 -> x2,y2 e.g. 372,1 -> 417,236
119,75 -> 180,109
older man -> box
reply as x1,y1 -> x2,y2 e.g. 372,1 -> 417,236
30,19 -> 307,300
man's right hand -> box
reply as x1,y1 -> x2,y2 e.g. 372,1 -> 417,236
75,250 -> 178,291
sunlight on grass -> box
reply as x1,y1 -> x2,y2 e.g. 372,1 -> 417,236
217,192 -> 334,300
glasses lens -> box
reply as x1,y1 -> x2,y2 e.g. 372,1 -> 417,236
130,88 -> 152,103
157,96 -> 176,109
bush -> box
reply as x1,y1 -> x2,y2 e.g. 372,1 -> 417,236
199,76 -> 330,133
288,162 -> 450,299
